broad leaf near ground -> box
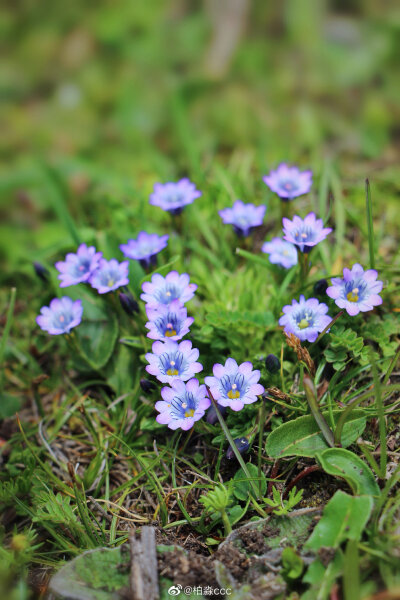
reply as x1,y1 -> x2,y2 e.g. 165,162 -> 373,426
67,288 -> 119,370
305,490 -> 373,550
317,448 -> 380,497
266,410 -> 367,458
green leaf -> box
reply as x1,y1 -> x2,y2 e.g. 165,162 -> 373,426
70,291 -> 119,370
119,336 -> 144,350
232,463 -> 266,501
302,550 -> 344,600
317,448 -> 380,497
281,547 -> 304,580
266,410 -> 367,458
305,490 -> 373,550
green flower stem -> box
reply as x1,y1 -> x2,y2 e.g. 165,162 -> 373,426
334,383 -> 400,446
370,350 -> 387,479
221,509 -> 232,536
257,400 -> 266,497
206,386 -> 263,504
298,250 -> 310,282
303,375 -> 335,447
312,310 -> 344,345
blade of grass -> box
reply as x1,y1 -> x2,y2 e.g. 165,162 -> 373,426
365,179 -> 375,270
0,288 -> 16,391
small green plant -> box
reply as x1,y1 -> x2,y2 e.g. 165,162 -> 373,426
199,483 -> 233,535
264,486 -> 303,516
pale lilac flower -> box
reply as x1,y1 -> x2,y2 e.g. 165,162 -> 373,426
262,237 -> 298,269
279,295 -> 331,342
55,243 -> 102,287
145,339 -> 203,384
120,232 -> 169,269
36,297 -> 83,335
326,263 -> 383,316
89,258 -> 129,294
283,212 -> 332,252
145,300 -> 193,341
156,378 -> 210,430
263,163 -> 312,200
149,178 -> 201,214
205,358 -> 264,412
141,271 -> 197,309
219,200 -> 266,237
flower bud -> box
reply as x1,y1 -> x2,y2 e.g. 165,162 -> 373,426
265,353 -> 280,374
226,437 -> 250,460
33,262 -> 50,282
313,279 -> 328,296
119,292 -> 139,316
140,378 -> 156,394
206,403 -> 227,425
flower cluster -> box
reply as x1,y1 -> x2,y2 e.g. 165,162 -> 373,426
35,165 -> 385,438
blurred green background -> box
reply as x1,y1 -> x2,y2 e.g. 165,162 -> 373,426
1,0 -> 400,297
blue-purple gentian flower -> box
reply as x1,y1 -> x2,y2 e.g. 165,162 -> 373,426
262,237 -> 298,269
145,300 -> 194,341
55,243 -> 102,288
36,297 -> 83,335
205,358 -> 264,412
283,212 -> 332,253
89,258 -> 129,294
120,232 -> 169,269
149,178 -> 201,215
141,271 -> 197,309
219,200 -> 266,237
145,339 -> 203,384
326,264 -> 383,316
279,295 -> 331,342
156,378 -> 210,430
263,163 -> 312,200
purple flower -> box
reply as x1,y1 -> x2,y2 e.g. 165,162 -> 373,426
326,263 -> 383,316
219,200 -> 266,237
263,163 -> 312,200
149,178 -> 201,215
145,300 -> 194,341
145,339 -> 203,384
89,258 -> 129,294
283,212 -> 332,253
55,243 -> 102,287
155,378 -> 210,430
279,295 -> 331,342
204,358 -> 264,412
141,271 -> 197,309
120,232 -> 169,269
36,297 -> 83,335
262,237 -> 298,269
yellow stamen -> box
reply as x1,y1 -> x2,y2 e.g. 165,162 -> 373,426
107,279 -> 115,287
165,329 -> 177,337
167,368 -> 179,376
346,288 -> 359,302
298,318 -> 310,329
185,409 -> 195,418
